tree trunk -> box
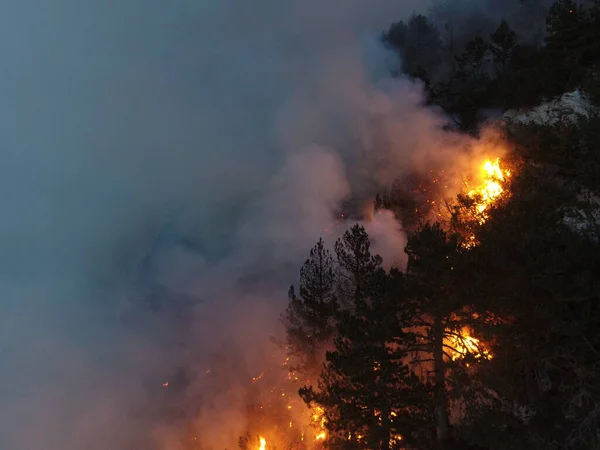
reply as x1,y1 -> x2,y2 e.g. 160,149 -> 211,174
380,415 -> 391,450
433,312 -> 450,449
379,367 -> 391,450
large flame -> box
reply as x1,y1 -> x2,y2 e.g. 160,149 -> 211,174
258,436 -> 266,450
467,158 -> 510,223
445,327 -> 492,362
312,405 -> 327,441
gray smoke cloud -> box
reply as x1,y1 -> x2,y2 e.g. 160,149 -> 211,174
0,0 -> 518,448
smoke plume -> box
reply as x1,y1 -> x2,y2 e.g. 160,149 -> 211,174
0,1 -> 512,449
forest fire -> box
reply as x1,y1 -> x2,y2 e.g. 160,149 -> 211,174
445,327 -> 493,362
467,158 -> 511,224
197,155 -> 509,450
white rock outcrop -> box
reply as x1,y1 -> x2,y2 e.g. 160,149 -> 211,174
503,90 -> 598,125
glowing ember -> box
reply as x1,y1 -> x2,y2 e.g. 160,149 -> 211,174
240,351 -> 330,449
467,158 -> 510,223
286,371 -> 299,381
390,433 -> 403,446
324,212 -> 346,234
252,372 -> 264,382
258,436 -> 266,450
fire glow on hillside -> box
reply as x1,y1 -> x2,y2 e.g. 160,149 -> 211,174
467,158 -> 511,224
232,350 -> 329,450
445,327 -> 493,363
459,156 -> 511,248
188,154 -> 510,450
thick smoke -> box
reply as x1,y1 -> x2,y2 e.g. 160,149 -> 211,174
0,1 -> 513,449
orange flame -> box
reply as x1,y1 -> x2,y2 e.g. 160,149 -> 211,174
312,405 -> 327,441
467,158 -> 510,224
445,327 -> 492,362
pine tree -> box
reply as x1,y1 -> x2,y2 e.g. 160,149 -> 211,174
431,35 -> 492,131
334,224 -> 383,309
403,14 -> 442,82
544,0 -> 590,93
382,21 -> 407,54
453,151 -> 600,449
301,231 -> 432,450
490,42 -> 548,109
455,37 -> 489,78
404,222 -> 487,449
283,238 -> 339,375
489,20 -> 516,70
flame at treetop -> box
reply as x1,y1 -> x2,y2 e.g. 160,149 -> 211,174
445,327 -> 493,362
467,158 -> 511,224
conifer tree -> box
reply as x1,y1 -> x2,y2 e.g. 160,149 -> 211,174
544,0 -> 589,93
404,222 -> 487,449
382,21 -> 407,55
489,20 -> 516,70
301,228 -> 432,450
283,238 -> 339,375
334,224 -> 383,309
403,14 -> 442,81
453,153 -> 600,449
455,37 -> 489,78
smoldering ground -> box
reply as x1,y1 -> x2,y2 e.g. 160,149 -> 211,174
0,1 -> 513,449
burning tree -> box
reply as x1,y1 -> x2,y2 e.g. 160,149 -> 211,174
451,157 -> 600,449
300,229 -> 432,450
272,153 -> 511,450
374,168 -> 455,234
402,222 -> 492,448
448,156 -> 512,248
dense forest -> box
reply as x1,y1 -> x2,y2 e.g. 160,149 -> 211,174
279,1 -> 600,449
